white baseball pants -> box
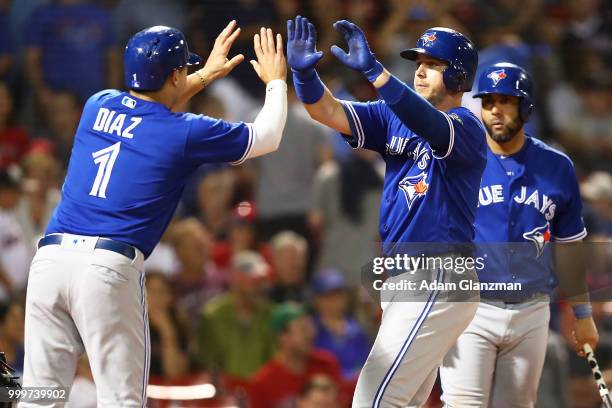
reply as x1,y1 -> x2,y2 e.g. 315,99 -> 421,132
440,297 -> 550,408
353,267 -> 480,408
20,235 -> 149,407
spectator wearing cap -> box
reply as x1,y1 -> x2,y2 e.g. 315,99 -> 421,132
310,269 -> 371,381
268,231 -> 310,303
168,218 -> 226,324
248,302 -> 341,408
0,169 -> 30,300
197,251 -> 275,382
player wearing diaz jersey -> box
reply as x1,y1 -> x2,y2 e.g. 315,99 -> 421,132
287,16 -> 485,407
22,23 -> 287,407
440,63 -> 599,407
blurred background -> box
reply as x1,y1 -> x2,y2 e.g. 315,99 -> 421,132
0,0 -> 610,407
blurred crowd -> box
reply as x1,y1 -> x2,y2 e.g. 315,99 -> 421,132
0,0 -> 610,407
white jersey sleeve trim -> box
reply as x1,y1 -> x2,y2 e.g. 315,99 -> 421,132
552,228 -> 587,243
230,123 -> 254,166
341,101 -> 365,149
431,112 -> 454,160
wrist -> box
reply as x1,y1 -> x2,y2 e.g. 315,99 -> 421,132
195,69 -> 212,88
292,69 -> 324,104
291,67 -> 317,82
363,59 -> 384,83
572,303 -> 593,319
266,79 -> 288,92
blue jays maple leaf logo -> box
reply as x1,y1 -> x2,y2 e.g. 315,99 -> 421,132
421,32 -> 437,46
487,69 -> 507,86
399,172 -> 429,209
522,222 -> 552,258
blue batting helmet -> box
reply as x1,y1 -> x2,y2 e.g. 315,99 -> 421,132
124,26 -> 202,91
473,62 -> 534,122
400,27 -> 478,92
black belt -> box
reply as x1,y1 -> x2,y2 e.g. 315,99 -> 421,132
38,234 -> 137,260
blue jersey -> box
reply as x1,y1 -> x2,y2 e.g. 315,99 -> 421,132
339,100 -> 487,251
46,90 -> 253,257
475,136 -> 587,298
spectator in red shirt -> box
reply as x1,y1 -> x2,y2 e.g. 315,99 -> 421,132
0,82 -> 29,170
248,302 -> 342,408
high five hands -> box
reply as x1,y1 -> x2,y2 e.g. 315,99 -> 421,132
286,16 -> 383,82
251,27 -> 287,84
201,20 -> 286,86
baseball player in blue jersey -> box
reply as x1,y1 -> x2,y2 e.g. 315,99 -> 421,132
21,22 -> 287,407
287,16 -> 486,407
440,63 -> 599,407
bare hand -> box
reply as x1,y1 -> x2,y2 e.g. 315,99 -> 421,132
573,316 -> 599,356
200,20 -> 245,83
250,27 -> 287,84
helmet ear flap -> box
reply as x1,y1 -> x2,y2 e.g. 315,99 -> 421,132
443,64 -> 467,92
454,71 -> 467,91
519,99 -> 534,122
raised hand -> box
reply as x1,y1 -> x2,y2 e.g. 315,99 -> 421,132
330,19 -> 383,81
286,15 -> 324,73
250,27 -> 287,84
201,20 -> 245,83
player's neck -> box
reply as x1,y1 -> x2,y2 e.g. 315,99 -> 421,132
129,90 -> 174,110
436,94 -> 462,113
487,130 -> 526,156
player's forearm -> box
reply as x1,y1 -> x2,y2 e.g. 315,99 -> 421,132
292,69 -> 351,134
303,86 -> 351,135
373,70 -> 450,151
246,79 -> 288,158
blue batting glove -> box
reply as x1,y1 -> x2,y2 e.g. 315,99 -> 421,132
287,15 -> 324,78
330,19 -> 383,82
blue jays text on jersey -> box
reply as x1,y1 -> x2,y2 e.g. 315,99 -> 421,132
46,89 -> 254,257
474,136 -> 587,299
338,100 -> 487,252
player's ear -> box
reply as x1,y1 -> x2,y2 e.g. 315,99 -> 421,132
170,69 -> 181,87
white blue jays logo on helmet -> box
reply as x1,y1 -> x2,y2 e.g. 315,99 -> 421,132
522,222 -> 551,258
399,172 -> 429,209
487,69 -> 507,86
421,32 -> 437,46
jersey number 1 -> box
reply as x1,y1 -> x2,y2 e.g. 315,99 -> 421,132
89,142 -> 121,198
